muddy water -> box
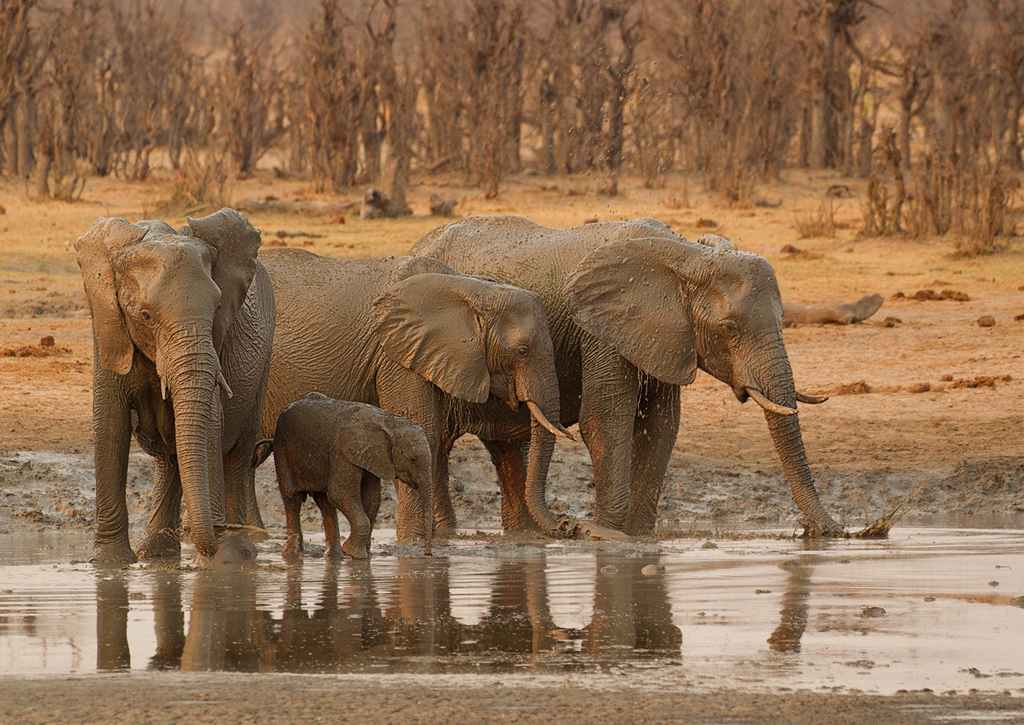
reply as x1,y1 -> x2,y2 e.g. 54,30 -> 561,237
1,527 -> 1023,695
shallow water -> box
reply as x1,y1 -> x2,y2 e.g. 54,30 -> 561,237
1,527 -> 1023,695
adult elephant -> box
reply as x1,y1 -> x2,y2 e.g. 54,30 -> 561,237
257,249 -> 571,541
77,209 -> 274,568
412,216 -> 844,537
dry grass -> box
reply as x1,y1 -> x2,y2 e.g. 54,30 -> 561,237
2,166 -> 1024,309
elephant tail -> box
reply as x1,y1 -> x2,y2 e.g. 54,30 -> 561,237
251,438 -> 274,469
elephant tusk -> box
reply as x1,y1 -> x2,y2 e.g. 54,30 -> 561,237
526,401 -> 575,441
161,377 -> 169,400
746,388 -> 797,416
796,391 -> 829,404
218,371 -> 234,399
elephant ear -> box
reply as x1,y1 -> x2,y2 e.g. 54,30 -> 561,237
371,273 -> 490,403
340,417 -> 396,482
695,233 -> 736,251
184,208 -> 261,354
75,218 -> 148,375
564,237 -> 699,386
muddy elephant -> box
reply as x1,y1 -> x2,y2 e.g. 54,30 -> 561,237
265,393 -> 433,560
412,216 -> 843,536
76,209 -> 274,568
256,249 -> 571,542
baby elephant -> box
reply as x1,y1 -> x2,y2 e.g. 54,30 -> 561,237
265,393 -> 433,561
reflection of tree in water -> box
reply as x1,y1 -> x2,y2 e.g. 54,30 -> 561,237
105,552 -> 681,673
766,556 -> 816,654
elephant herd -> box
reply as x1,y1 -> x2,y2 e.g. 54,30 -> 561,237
76,208 -> 854,569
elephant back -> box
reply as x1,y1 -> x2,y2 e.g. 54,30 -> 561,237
411,215 -> 683,292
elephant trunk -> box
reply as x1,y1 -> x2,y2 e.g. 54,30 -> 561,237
517,367 -> 564,533
420,468 -> 433,556
525,419 -> 560,532
166,331 -> 220,558
756,351 -> 844,536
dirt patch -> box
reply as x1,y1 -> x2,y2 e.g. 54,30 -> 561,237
2,334 -> 71,357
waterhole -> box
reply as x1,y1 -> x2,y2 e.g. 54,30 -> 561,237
1,527 -> 1022,694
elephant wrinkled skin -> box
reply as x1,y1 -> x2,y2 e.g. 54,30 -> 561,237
257,249 -> 569,541
412,216 -> 844,537
267,392 -> 433,561
76,208 -> 274,568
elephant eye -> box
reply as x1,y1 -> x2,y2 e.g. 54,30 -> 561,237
718,318 -> 738,332
140,310 -> 152,320
516,344 -> 530,357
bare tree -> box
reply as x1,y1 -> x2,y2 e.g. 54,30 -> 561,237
0,0 -> 41,178
304,0 -> 371,191
987,0 -> 1024,169
219,18 -> 285,177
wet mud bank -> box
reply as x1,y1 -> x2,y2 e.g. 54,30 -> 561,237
3,447 -> 1024,536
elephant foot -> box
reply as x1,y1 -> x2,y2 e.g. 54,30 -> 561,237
90,539 -> 138,568
324,543 -> 344,561
848,293 -> 884,323
282,533 -> 304,564
560,517 -> 633,543
342,537 -> 369,560
395,525 -> 427,543
197,531 -> 257,570
135,529 -> 181,561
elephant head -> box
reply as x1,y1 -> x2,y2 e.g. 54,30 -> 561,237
76,208 -> 262,557
563,235 -> 842,536
341,407 -> 434,556
372,273 -> 571,532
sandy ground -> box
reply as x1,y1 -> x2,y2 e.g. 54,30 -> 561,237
3,675 -> 1024,725
1,170 -> 1022,535
2,169 -> 1024,722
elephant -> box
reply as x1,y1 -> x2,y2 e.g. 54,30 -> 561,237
782,293 -> 884,327
263,392 -> 433,561
412,216 -> 844,537
256,248 -> 572,542
76,208 -> 274,568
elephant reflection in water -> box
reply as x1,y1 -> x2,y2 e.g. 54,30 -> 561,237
266,563 -> 387,672
137,571 -> 265,672
98,553 -> 823,671
129,554 -> 680,672
95,573 -> 131,671
767,554 -> 819,654
257,553 -> 683,670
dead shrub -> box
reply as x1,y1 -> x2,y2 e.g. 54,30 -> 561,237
796,189 -> 844,238
165,146 -> 233,212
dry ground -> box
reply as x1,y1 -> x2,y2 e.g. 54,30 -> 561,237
1,169 -> 1023,534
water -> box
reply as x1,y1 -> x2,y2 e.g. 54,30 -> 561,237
1,527 -> 1023,694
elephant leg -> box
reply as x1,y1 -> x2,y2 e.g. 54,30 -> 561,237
221,435 -> 260,564
334,480 -> 372,560
137,456 -> 183,560
243,467 -> 265,530
377,366 -> 443,542
481,438 -> 538,532
361,472 -> 382,533
276,457 -> 305,564
90,370 -> 136,567
312,492 -> 343,560
433,433 -> 457,533
579,344 -> 640,531
624,377 -> 680,536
